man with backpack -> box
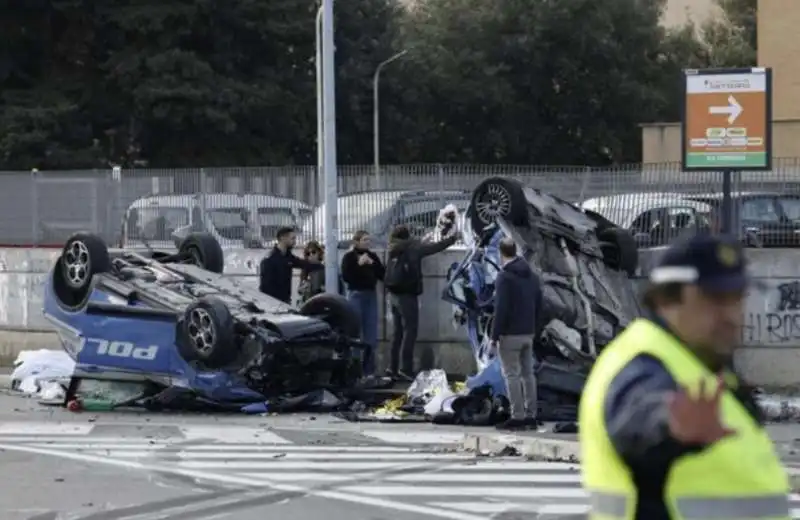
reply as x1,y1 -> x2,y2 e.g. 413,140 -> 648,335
384,224 -> 460,381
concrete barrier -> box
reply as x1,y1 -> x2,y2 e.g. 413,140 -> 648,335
2,246 -> 800,386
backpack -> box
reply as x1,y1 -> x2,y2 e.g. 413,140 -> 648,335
384,250 -> 419,294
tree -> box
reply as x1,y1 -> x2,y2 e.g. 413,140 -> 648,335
690,0 -> 757,69
394,0 -> 690,164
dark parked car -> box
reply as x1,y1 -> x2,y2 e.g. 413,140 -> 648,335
688,192 -> 800,247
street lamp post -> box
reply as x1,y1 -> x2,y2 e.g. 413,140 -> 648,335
315,7 -> 324,203
372,50 -> 407,190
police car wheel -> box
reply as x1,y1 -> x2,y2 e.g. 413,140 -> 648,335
179,233 -> 224,274
52,233 -> 111,309
469,177 -> 528,235
299,293 -> 361,339
177,296 -> 238,367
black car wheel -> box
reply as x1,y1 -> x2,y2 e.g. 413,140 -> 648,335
598,227 -> 638,276
177,297 -> 238,368
299,293 -> 361,339
179,233 -> 225,274
469,177 -> 528,234
52,233 -> 111,308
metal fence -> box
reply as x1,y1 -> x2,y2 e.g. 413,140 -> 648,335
5,159 -> 800,247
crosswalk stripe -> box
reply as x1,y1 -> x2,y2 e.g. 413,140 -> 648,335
427,502 -> 526,514
239,472 -> 353,482
358,431 -> 466,444
178,461 -> 438,470
21,441 -> 422,451
0,423 -> 94,435
76,450 -> 474,460
178,426 -> 291,444
385,473 -> 582,483
29,443 -> 171,450
339,485 -> 589,499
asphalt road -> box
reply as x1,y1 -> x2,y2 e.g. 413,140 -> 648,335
3,390 -> 800,519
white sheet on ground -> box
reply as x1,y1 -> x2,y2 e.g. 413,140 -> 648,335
11,349 -> 74,400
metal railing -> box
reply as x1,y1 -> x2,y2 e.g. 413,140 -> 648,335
4,159 -> 800,247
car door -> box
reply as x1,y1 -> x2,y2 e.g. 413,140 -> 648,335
630,208 -> 669,246
739,195 -> 783,247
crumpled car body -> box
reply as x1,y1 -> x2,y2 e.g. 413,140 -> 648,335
43,231 -> 366,409
443,177 -> 642,404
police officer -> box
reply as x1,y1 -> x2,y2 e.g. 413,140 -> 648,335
579,233 -> 790,520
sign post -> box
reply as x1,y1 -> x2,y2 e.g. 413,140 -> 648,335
681,67 -> 772,235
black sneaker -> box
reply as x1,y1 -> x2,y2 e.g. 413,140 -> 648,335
524,417 -> 543,430
384,369 -> 397,379
496,418 -> 527,430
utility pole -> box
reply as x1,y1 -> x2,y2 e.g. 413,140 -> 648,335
320,0 -> 339,293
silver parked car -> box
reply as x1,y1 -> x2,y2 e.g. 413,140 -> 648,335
300,190 -> 471,247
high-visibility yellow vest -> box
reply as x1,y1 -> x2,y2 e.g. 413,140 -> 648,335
579,318 -> 790,520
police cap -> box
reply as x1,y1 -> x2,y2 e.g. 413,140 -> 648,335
648,233 -> 748,292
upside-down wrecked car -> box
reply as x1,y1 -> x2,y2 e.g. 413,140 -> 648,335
443,177 -> 642,418
43,229 -> 368,410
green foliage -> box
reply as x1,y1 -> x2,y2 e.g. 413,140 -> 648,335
0,0 -> 753,169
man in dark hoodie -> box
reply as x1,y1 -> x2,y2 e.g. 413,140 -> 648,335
385,224 -> 459,381
259,227 -> 323,304
491,237 -> 542,430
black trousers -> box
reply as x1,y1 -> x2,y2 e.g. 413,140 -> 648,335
389,293 -> 419,373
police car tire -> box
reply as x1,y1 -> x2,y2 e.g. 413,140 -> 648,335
598,227 -> 638,276
299,293 -> 361,339
179,233 -> 224,274
177,296 -> 238,368
468,177 -> 528,235
52,232 -> 111,310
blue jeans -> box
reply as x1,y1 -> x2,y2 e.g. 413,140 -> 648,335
347,289 -> 378,375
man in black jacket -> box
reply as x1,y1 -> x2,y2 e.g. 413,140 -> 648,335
259,227 -> 323,304
491,237 -> 542,430
385,224 -> 459,381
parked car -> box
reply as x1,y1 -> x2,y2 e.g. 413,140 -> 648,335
581,193 -> 713,248
122,194 -> 312,249
686,191 -> 800,247
300,190 -> 471,247
442,177 -> 641,413
43,230 -> 368,409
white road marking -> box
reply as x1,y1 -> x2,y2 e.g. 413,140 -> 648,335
179,426 -> 292,444
179,461 -> 423,470
79,450 -> 473,460
384,472 -> 582,483
0,443 -> 488,520
338,485 -> 589,499
0,423 -> 94,435
21,441 -> 418,452
357,430 -> 466,444
427,502 -> 526,514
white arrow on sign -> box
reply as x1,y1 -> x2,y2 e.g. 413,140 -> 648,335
709,95 -> 743,124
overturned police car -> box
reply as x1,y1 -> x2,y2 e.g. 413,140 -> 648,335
43,230 -> 368,410
443,177 -> 642,418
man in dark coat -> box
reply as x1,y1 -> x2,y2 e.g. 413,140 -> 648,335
259,227 -> 323,304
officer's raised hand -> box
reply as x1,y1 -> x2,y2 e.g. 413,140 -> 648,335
667,375 -> 735,444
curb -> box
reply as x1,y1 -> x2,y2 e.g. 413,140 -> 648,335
461,433 -> 580,462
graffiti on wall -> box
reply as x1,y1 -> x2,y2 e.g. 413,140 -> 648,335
742,280 -> 800,345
